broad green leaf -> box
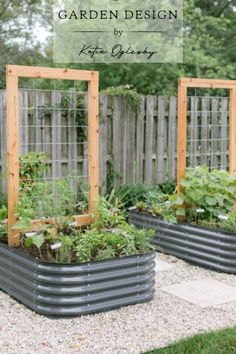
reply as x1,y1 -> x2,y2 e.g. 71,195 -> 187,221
32,234 -> 45,248
25,237 -> 33,247
176,208 -> 186,217
206,197 -> 217,206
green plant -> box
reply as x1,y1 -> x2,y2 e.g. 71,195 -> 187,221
114,184 -> 162,208
19,151 -> 48,186
0,193 -> 7,208
0,222 -> 7,243
158,180 -> 176,195
19,196 -> 154,264
0,205 -> 7,221
75,224 -> 154,263
92,196 -> 126,230
218,211 -> 236,233
102,85 -> 141,112
178,166 -> 236,221
135,166 -> 236,231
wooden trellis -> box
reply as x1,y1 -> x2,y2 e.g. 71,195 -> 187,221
6,65 -> 99,247
177,78 -> 236,193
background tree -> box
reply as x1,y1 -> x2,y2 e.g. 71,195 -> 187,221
1,0 -> 236,93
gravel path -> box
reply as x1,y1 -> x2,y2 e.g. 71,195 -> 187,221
0,254 -> 236,354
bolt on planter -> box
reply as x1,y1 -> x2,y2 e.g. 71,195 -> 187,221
0,242 -> 155,316
129,210 -> 236,274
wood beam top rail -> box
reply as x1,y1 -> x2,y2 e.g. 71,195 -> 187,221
7,65 -> 98,82
179,78 -> 236,89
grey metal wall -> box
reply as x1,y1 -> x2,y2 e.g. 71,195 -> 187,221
129,210 -> 236,274
0,243 -> 155,316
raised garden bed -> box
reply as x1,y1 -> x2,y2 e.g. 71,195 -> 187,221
129,210 -> 236,274
0,242 -> 155,316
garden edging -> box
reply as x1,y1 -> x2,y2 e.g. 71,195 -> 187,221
0,243 -> 155,316
129,210 -> 236,274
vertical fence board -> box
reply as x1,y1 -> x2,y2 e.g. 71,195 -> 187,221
68,91 -> 77,172
220,98 -> 228,169
112,96 -> 122,188
200,97 -> 209,166
145,96 -> 154,184
211,98 -> 219,170
51,92 -> 62,178
189,97 -> 198,167
136,96 -> 145,183
126,105 -> 135,184
157,96 -> 166,183
168,96 -> 177,180
99,94 -> 108,189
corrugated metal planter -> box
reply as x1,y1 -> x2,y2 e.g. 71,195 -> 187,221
0,242 -> 155,316
129,210 -> 236,274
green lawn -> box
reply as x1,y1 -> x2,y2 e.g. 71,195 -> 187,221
144,327 -> 236,354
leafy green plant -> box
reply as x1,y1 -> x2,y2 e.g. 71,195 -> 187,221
19,195 -> 154,263
179,166 -> 236,221
0,205 -> 7,221
218,211 -> 236,233
135,166 -> 236,231
0,221 -> 7,243
75,225 -> 154,263
102,85 -> 141,112
19,151 -> 48,186
113,184 -> 162,208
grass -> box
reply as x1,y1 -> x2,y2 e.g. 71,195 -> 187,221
144,327 -> 236,354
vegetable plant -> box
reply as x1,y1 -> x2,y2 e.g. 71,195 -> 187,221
18,196 -> 155,263
135,166 -> 236,232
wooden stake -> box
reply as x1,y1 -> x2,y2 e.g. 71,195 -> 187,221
177,79 -> 187,193
88,74 -> 99,214
6,71 -> 20,246
229,89 -> 236,175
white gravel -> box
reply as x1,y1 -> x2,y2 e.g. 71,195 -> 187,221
0,253 -> 236,354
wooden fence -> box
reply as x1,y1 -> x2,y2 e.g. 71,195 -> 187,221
0,90 -> 230,193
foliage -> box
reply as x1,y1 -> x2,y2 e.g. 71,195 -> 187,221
178,166 -> 236,222
76,224 -> 154,263
20,196 -> 154,263
0,200 -> 8,243
0,222 -> 7,243
102,85 -> 141,112
145,327 -> 236,354
15,175 -> 82,230
0,193 -> 7,208
105,182 -> 176,210
19,151 -> 48,186
217,211 -> 236,233
0,205 -> 7,222
0,0 -> 51,88
2,1 -> 236,93
159,181 -> 176,195
135,167 -> 236,231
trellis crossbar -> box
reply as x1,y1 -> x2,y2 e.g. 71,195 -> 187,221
178,77 -> 236,193
6,65 -> 99,247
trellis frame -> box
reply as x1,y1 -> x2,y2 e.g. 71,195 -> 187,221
6,65 -> 99,247
177,77 -> 236,193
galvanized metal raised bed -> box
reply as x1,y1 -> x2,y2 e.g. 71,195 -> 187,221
129,210 -> 236,274
0,242 -> 155,316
